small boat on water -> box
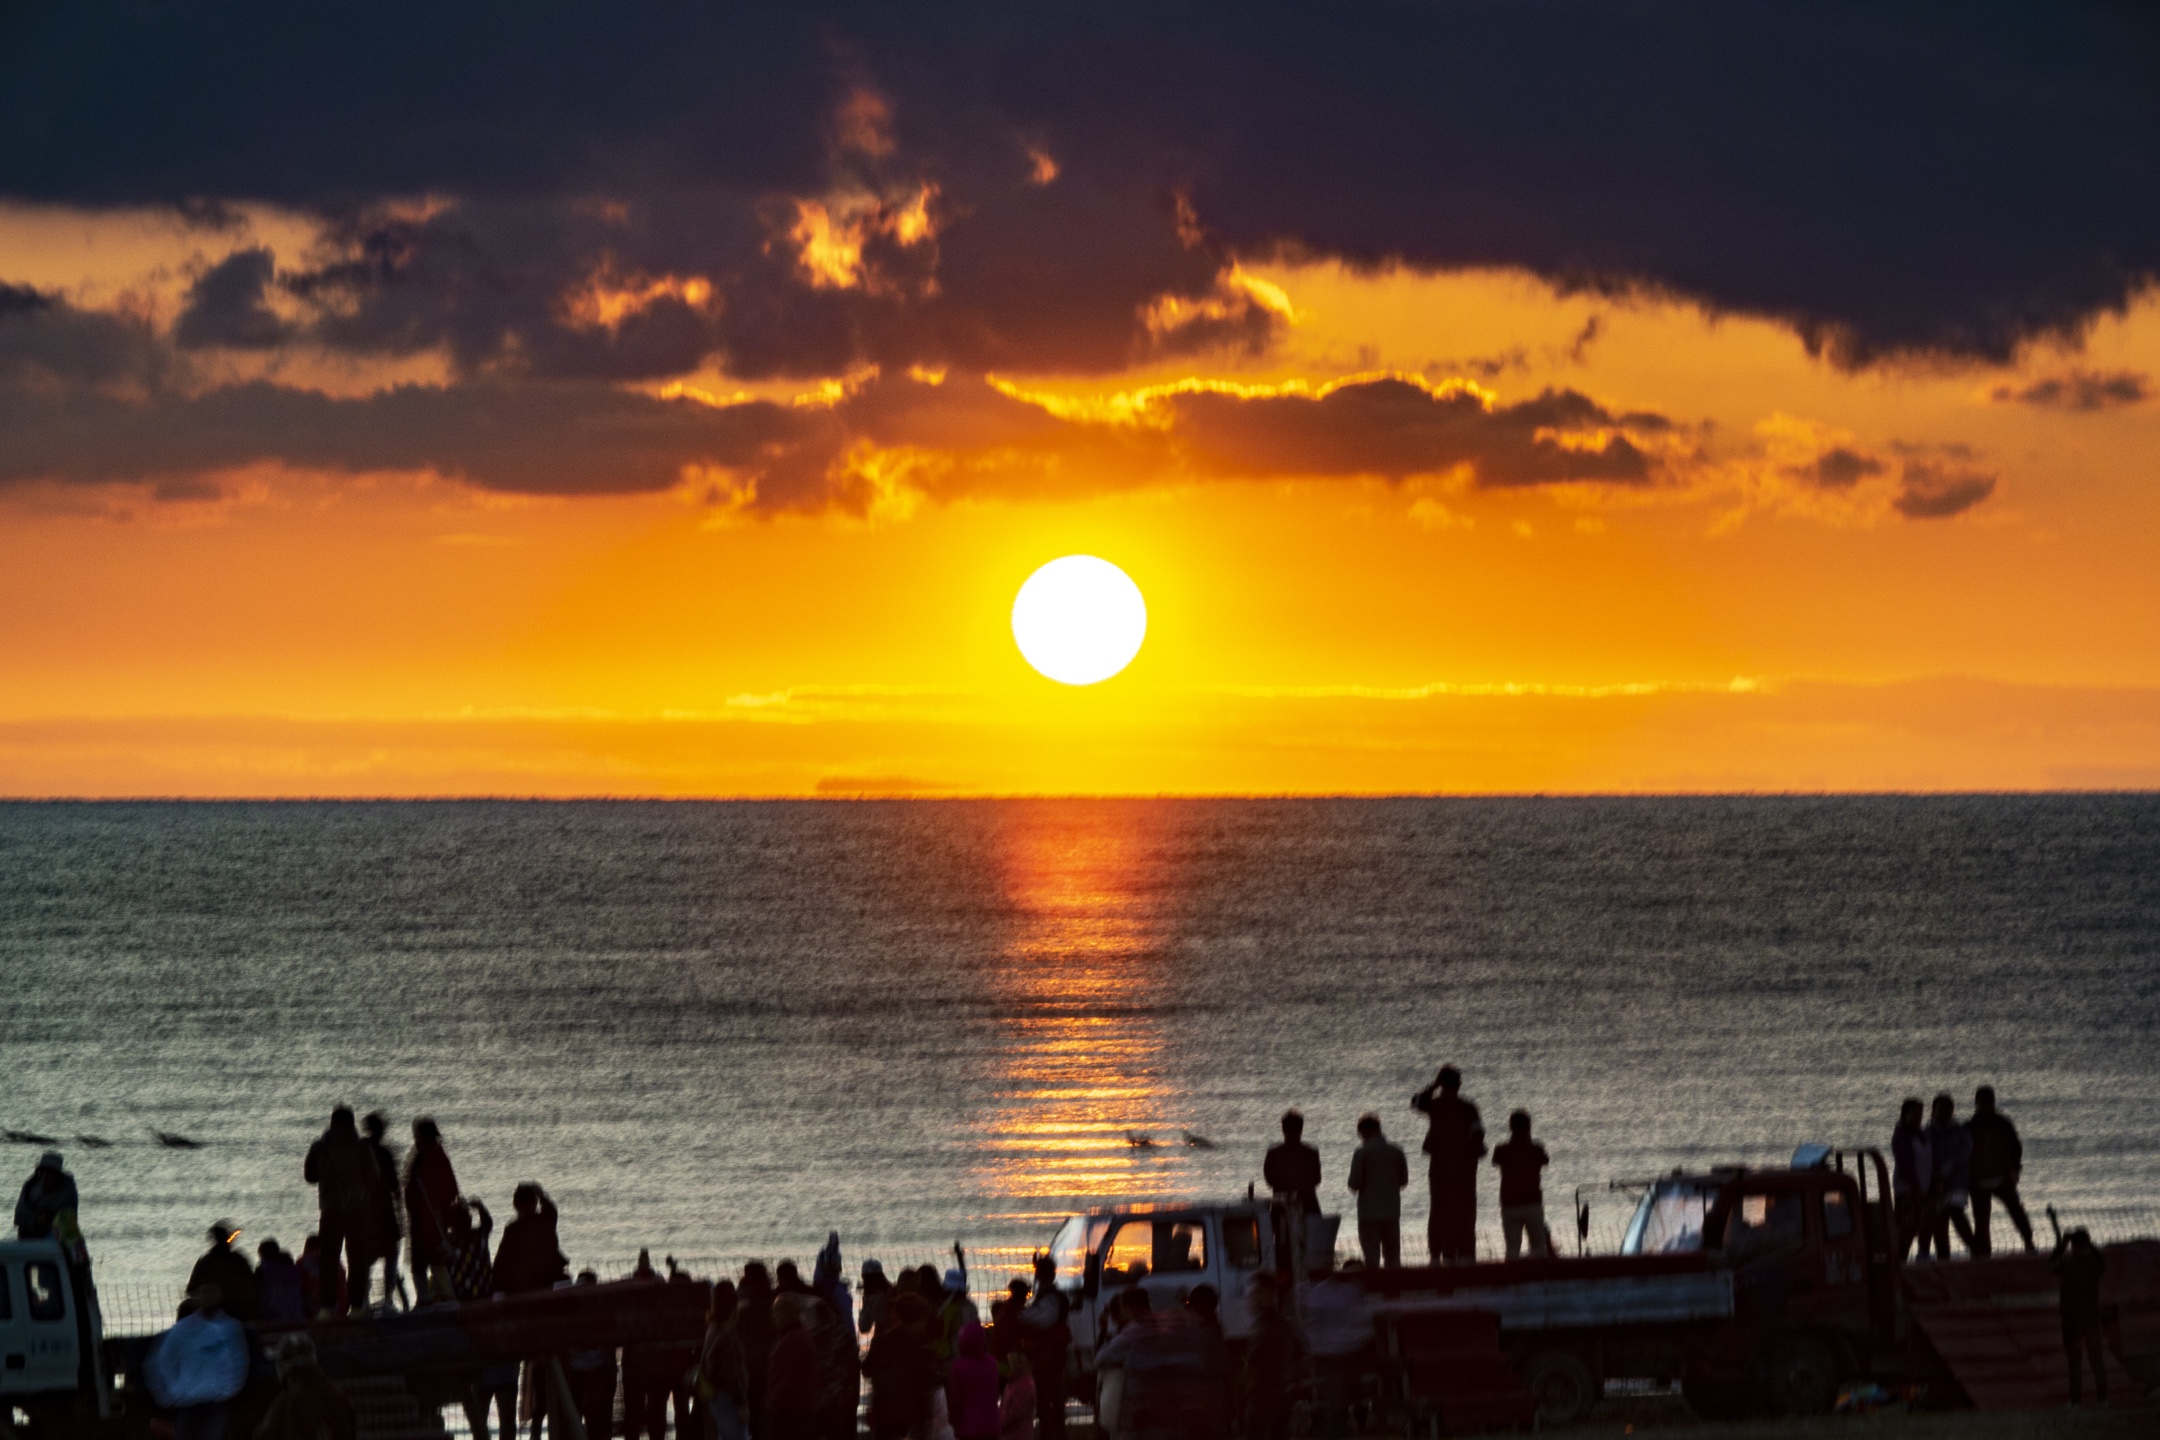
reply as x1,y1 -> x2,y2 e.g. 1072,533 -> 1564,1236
4,1128 -> 58,1145
1182,1130 -> 1217,1149
75,1135 -> 113,1149
1124,1132 -> 1157,1149
152,1129 -> 205,1149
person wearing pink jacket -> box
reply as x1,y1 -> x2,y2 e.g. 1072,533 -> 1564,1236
998,1353 -> 1037,1440
946,1323 -> 1001,1440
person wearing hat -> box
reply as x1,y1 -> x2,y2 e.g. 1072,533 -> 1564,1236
935,1268 -> 980,1368
188,1221 -> 262,1322
256,1332 -> 357,1440
14,1150 -> 79,1243
858,1259 -> 894,1336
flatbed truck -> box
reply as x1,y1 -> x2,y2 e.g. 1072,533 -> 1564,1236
1043,1148 -> 2160,1427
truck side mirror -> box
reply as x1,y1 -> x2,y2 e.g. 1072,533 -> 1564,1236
1083,1253 -> 1101,1298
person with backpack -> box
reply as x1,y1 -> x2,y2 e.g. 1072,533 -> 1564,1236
443,1199 -> 497,1301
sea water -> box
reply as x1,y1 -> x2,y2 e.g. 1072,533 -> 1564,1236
2,797 -> 2155,1325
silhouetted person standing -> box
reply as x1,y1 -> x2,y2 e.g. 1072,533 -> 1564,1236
1264,1110 -> 1323,1276
1018,1256 -> 1071,1440
1492,1111 -> 1551,1261
403,1117 -> 460,1304
1411,1066 -> 1485,1263
14,1150 -> 79,1242
766,1294 -> 820,1440
696,1281 -> 750,1440
1891,1098 -> 1934,1260
1263,1110 -> 1321,1216
1927,1093 -> 1977,1258
1346,1114 -> 1408,1268
2051,1228 -> 2107,1405
359,1113 -> 407,1309
304,1107 -> 378,1316
1968,1086 -> 2035,1256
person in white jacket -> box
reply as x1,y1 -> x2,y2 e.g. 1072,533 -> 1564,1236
145,1283 -> 251,1440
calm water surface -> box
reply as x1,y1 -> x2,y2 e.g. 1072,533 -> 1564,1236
2,797 -> 2155,1313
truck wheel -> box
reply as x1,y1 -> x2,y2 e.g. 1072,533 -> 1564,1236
1520,1349 -> 1600,1426
1758,1334 -> 1840,1416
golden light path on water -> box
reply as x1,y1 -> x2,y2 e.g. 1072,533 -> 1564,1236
972,813 -> 1179,1259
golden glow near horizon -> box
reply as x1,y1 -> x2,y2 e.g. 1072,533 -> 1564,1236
1,204 -> 2158,795
1011,557 -> 1149,686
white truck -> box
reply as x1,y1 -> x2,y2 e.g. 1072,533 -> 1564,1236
0,1237 -> 113,1440
1042,1200 -> 1332,1366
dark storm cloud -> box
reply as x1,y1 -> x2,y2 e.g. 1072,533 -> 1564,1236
0,282 -> 52,319
0,372 -> 813,496
1808,448 -> 1885,489
0,366 -> 760,505
1166,379 -> 1658,486
174,248 -> 290,350
267,180 -> 1266,382
0,290 -> 173,388
1893,460 -> 1997,520
3,2 -> 2155,375
1991,370 -> 2151,411
0,292 -> 1670,506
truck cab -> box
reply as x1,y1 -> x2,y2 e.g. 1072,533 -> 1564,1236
1044,1201 -> 1285,1370
1605,1151 -> 1897,1415
0,1237 -> 109,1435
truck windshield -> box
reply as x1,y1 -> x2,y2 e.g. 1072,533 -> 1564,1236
1050,1215 -> 1087,1285
1049,1214 -> 1113,1288
1620,1180 -> 1718,1255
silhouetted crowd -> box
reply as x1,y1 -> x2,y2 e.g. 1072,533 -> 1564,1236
13,1077 -> 2110,1439
1889,1084 -> 2035,1261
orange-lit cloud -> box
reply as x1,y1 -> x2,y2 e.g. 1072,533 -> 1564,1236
5,4 -> 2160,796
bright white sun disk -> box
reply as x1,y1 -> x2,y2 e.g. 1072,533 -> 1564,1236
1011,556 -> 1147,685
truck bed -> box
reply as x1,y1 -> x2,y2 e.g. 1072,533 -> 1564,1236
1356,1253 -> 1733,1331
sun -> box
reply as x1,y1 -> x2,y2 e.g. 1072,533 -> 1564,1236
1011,555 -> 1148,685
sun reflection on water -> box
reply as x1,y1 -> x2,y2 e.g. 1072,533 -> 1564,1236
973,810 -> 1184,1210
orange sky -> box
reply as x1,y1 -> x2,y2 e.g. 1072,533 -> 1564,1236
3,206 -> 2158,796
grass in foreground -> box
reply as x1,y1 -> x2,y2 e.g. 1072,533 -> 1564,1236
1567,1392 -> 2153,1438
